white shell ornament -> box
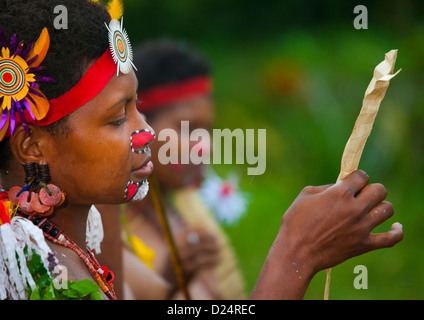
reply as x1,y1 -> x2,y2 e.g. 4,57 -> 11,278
105,17 -> 137,75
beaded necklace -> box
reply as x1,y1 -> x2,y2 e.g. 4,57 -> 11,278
2,182 -> 117,300
29,215 -> 117,300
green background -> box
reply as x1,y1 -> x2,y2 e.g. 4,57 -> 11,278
122,0 -> 424,299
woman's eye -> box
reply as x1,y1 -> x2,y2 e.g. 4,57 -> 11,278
111,117 -> 128,126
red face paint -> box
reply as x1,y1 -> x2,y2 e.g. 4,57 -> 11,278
130,129 -> 155,154
125,181 -> 139,201
124,179 -> 149,202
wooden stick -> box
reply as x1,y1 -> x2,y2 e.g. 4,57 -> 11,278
148,174 -> 191,300
324,50 -> 400,300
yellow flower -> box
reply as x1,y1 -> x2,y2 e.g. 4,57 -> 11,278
0,28 -> 52,141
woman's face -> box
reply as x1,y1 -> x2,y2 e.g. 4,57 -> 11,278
146,95 -> 214,190
40,70 -> 154,205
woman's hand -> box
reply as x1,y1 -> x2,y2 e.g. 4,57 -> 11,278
279,169 -> 403,272
176,228 -> 219,276
250,170 -> 403,299
163,227 -> 219,287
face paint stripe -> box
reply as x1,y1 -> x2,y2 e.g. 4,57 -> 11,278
124,179 -> 149,201
125,181 -> 139,201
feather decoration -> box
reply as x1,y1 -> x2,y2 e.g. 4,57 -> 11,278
92,0 -> 124,20
0,214 -> 58,300
107,0 -> 124,20
26,28 -> 50,68
86,205 -> 104,254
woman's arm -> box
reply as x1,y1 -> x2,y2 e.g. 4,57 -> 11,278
250,170 -> 403,300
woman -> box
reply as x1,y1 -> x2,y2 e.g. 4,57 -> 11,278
0,0 -> 155,300
122,39 -> 246,300
0,0 -> 403,300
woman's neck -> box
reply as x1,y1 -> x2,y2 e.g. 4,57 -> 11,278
48,203 -> 91,250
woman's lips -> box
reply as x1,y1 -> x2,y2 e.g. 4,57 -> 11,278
132,160 -> 154,178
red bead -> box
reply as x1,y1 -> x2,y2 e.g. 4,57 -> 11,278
106,270 -> 115,284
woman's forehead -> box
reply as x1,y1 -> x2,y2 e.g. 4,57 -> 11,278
155,95 -> 214,122
83,70 -> 138,114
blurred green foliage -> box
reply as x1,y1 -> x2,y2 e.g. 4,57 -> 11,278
123,0 -> 424,299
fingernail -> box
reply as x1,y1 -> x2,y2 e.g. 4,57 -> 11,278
394,222 -> 403,229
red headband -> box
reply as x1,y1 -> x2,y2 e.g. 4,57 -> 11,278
137,76 -> 212,112
35,49 -> 117,126
4,49 -> 116,136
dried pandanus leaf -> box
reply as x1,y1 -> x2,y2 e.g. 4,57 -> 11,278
324,50 -> 401,300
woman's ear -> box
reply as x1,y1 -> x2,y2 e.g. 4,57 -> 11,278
8,124 -> 50,165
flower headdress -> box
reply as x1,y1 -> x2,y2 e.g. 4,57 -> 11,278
0,28 -> 53,141
0,0 -> 137,141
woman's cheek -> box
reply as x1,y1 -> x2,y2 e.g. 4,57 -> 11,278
67,146 -> 131,204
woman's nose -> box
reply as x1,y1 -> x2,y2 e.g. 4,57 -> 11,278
131,129 -> 156,154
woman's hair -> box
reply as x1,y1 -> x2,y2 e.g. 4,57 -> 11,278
2,0 -> 110,99
134,39 -> 211,93
0,0 -> 111,169
133,39 -> 212,122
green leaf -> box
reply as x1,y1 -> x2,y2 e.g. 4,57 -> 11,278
23,246 -> 103,300
89,291 -> 103,300
59,279 -> 102,300
26,249 -> 51,288
29,287 -> 41,300
69,279 -> 101,296
41,283 -> 57,300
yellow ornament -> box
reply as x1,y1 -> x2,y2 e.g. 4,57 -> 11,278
129,234 -> 155,269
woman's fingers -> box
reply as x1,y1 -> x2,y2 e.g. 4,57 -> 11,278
367,222 -> 403,251
302,184 -> 334,195
340,170 -> 370,196
177,228 -> 219,273
355,182 -> 388,212
366,201 -> 395,230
